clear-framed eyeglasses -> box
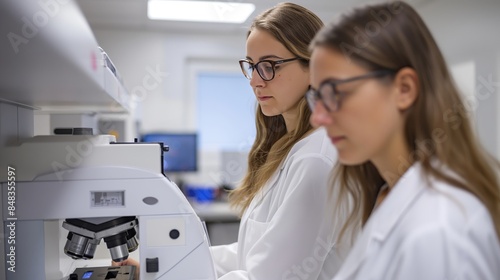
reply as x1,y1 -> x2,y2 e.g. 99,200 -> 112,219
239,57 -> 303,81
306,70 -> 395,112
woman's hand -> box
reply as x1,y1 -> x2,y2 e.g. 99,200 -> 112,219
112,258 -> 140,280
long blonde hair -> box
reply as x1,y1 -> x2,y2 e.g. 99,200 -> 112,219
311,1 -> 500,240
230,3 -> 323,215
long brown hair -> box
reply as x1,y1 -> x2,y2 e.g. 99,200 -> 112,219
311,1 -> 500,240
229,3 -> 323,215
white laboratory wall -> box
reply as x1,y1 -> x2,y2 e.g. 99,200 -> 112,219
419,0 -> 500,159
473,51 -> 499,158
448,57 -> 500,160
34,113 -> 51,136
93,29 -> 247,132
92,29 -> 249,186
449,60 -> 477,134
86,0 -> 500,178
450,61 -> 476,111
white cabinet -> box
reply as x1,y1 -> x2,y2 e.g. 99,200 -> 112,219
0,0 -> 129,112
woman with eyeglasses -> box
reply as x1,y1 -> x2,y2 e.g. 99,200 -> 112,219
210,2 -> 349,280
307,1 -> 500,279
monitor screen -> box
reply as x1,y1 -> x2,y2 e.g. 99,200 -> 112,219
141,133 -> 198,172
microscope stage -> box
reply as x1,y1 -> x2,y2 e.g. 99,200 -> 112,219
69,266 -> 135,280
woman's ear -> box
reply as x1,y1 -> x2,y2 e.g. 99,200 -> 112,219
392,67 -> 419,111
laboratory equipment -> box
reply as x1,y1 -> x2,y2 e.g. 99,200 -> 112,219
0,133 -> 217,280
69,266 -> 135,280
141,133 -> 198,172
0,0 -> 216,277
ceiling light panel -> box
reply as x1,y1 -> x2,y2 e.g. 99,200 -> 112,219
148,0 -> 255,23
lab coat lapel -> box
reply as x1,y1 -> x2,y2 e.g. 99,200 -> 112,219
241,148 -> 292,222
333,221 -> 374,279
242,130 -> 312,221
238,161 -> 287,268
241,163 -> 285,222
336,163 -> 427,279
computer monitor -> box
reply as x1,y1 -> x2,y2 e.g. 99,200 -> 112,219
141,133 -> 198,172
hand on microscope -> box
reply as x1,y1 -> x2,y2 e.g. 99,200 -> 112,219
112,258 -> 140,280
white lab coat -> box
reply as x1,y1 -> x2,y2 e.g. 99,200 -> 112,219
333,162 -> 500,280
211,128 -> 347,280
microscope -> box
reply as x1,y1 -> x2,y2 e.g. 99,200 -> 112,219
0,0 -> 217,278
0,131 -> 217,280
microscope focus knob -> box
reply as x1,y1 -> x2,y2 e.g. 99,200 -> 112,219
146,257 -> 159,273
169,229 -> 180,239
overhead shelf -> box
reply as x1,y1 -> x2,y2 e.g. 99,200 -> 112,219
0,0 -> 130,113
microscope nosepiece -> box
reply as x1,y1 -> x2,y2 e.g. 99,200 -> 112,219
62,217 -> 139,262
104,232 -> 130,262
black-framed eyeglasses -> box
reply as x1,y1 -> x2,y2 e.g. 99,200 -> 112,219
306,70 -> 395,112
239,57 -> 303,81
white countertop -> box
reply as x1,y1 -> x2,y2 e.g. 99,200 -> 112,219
192,201 -> 240,222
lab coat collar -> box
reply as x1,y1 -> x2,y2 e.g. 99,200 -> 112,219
337,162 -> 427,279
371,162 -> 427,241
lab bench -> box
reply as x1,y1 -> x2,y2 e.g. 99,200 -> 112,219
192,202 -> 240,246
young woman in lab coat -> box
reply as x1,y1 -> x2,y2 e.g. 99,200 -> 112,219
210,3 -> 348,280
307,1 -> 500,279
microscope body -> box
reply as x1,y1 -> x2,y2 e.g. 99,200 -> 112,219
0,135 -> 217,280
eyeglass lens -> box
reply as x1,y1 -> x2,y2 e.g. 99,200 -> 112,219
307,83 -> 339,112
241,61 -> 274,81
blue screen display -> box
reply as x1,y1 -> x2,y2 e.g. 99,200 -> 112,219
141,133 -> 198,172
82,271 -> 93,279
